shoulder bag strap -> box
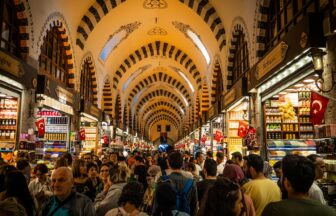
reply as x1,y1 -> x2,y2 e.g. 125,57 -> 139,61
181,179 -> 193,194
47,192 -> 75,216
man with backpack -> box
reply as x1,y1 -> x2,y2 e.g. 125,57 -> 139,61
152,150 -> 198,216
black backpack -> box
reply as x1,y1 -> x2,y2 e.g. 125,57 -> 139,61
159,170 -> 193,215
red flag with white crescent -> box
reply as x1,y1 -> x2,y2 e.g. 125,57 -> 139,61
310,92 -> 329,125
35,118 -> 45,137
237,121 -> 249,138
79,128 -> 86,141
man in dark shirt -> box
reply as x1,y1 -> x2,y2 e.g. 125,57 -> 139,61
152,150 -> 198,216
133,156 -> 148,190
196,159 -> 217,203
262,155 -> 335,216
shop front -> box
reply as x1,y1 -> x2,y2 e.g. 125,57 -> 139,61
248,14 -> 326,163
222,77 -> 256,156
207,105 -> 225,155
79,99 -> 101,155
199,112 -> 211,154
0,50 -> 37,161
35,75 -> 77,165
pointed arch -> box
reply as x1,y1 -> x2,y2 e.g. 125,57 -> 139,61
211,59 -> 224,105
102,77 -> 113,117
201,82 -> 210,112
80,56 -> 98,105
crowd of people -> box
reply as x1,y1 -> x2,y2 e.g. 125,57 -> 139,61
0,149 -> 335,216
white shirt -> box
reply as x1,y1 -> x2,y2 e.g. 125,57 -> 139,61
217,161 -> 225,176
308,181 -> 326,205
28,177 -> 53,197
195,164 -> 202,176
105,207 -> 148,216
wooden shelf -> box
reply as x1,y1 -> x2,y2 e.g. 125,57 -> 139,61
267,131 -> 282,132
300,131 -> 314,133
283,131 -> 300,133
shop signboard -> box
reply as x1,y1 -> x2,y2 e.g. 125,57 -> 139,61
80,99 -> 102,120
223,77 -> 247,109
0,51 -> 37,89
248,13 -> 325,91
36,75 -> 78,108
208,105 -> 218,120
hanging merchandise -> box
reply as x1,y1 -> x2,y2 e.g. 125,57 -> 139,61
35,118 -> 45,137
245,127 -> 257,150
310,92 -> 329,125
201,135 -> 207,144
79,128 -> 86,141
237,121 -> 248,138
214,130 -> 222,142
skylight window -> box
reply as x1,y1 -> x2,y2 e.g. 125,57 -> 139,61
187,30 -> 210,65
122,65 -> 152,92
99,22 -> 141,62
100,30 -> 127,61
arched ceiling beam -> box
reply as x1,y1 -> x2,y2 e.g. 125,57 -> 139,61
143,109 -> 182,125
137,97 -> 186,117
112,41 -> 201,90
134,88 -> 186,115
126,72 -> 191,107
139,104 -> 183,123
76,2 -> 226,51
145,114 -> 179,134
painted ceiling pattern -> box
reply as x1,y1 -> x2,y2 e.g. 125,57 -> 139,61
30,0 -> 257,143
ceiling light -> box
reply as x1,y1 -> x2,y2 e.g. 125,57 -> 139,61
272,95 -> 279,98
303,79 -> 315,83
294,83 -> 304,87
278,92 -> 286,95
286,88 -> 296,92
0,94 -> 6,97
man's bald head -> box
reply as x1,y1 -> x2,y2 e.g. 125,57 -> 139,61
52,167 -> 73,179
51,167 -> 74,200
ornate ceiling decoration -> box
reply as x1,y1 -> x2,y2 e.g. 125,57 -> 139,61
143,0 -> 168,9
148,26 -> 168,35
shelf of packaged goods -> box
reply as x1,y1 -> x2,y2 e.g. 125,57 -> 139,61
282,122 -> 299,124
229,119 -> 245,121
265,114 -> 282,116
228,136 -> 243,138
282,131 -> 300,132
0,149 -> 14,152
299,122 -> 313,124
266,131 -> 282,132
300,131 -> 314,133
0,126 -> 17,130
0,139 -> 15,142
266,122 -> 282,124
299,114 -> 311,116
268,147 -> 317,151
229,128 -> 239,130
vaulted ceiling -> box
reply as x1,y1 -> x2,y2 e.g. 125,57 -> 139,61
28,0 -> 257,142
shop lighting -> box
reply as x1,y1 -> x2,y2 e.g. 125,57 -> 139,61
0,94 -> 6,97
278,92 -> 286,95
303,79 -> 315,83
294,83 -> 304,87
309,48 -> 335,92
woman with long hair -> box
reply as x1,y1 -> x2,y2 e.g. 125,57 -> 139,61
0,171 -> 35,216
72,159 -> 89,195
197,178 -> 243,216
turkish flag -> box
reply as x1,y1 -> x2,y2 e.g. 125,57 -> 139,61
214,130 -> 222,142
201,135 -> 207,143
237,121 -> 249,138
35,118 -> 45,137
79,128 -> 86,141
310,92 -> 329,125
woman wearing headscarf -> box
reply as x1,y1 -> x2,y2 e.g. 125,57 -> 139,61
223,164 -> 256,216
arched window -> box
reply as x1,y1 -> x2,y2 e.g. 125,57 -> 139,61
264,0 -> 320,54
0,0 -> 20,57
80,60 -> 94,103
232,30 -> 249,83
39,26 -> 69,85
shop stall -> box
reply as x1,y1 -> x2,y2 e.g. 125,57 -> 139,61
35,75 -> 77,165
0,50 -> 37,161
208,105 -> 225,155
222,77 -> 256,156
248,14 -> 325,163
79,99 -> 101,154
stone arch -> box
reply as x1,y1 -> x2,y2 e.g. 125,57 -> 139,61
113,41 -> 201,90
80,54 -> 98,105
115,94 -> 121,123
201,81 -> 210,112
146,114 -> 179,133
102,77 -> 113,117
76,0 -> 225,51
37,12 -> 77,89
210,59 -> 224,105
227,22 -> 250,89
145,109 -> 182,125
138,101 -> 183,121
